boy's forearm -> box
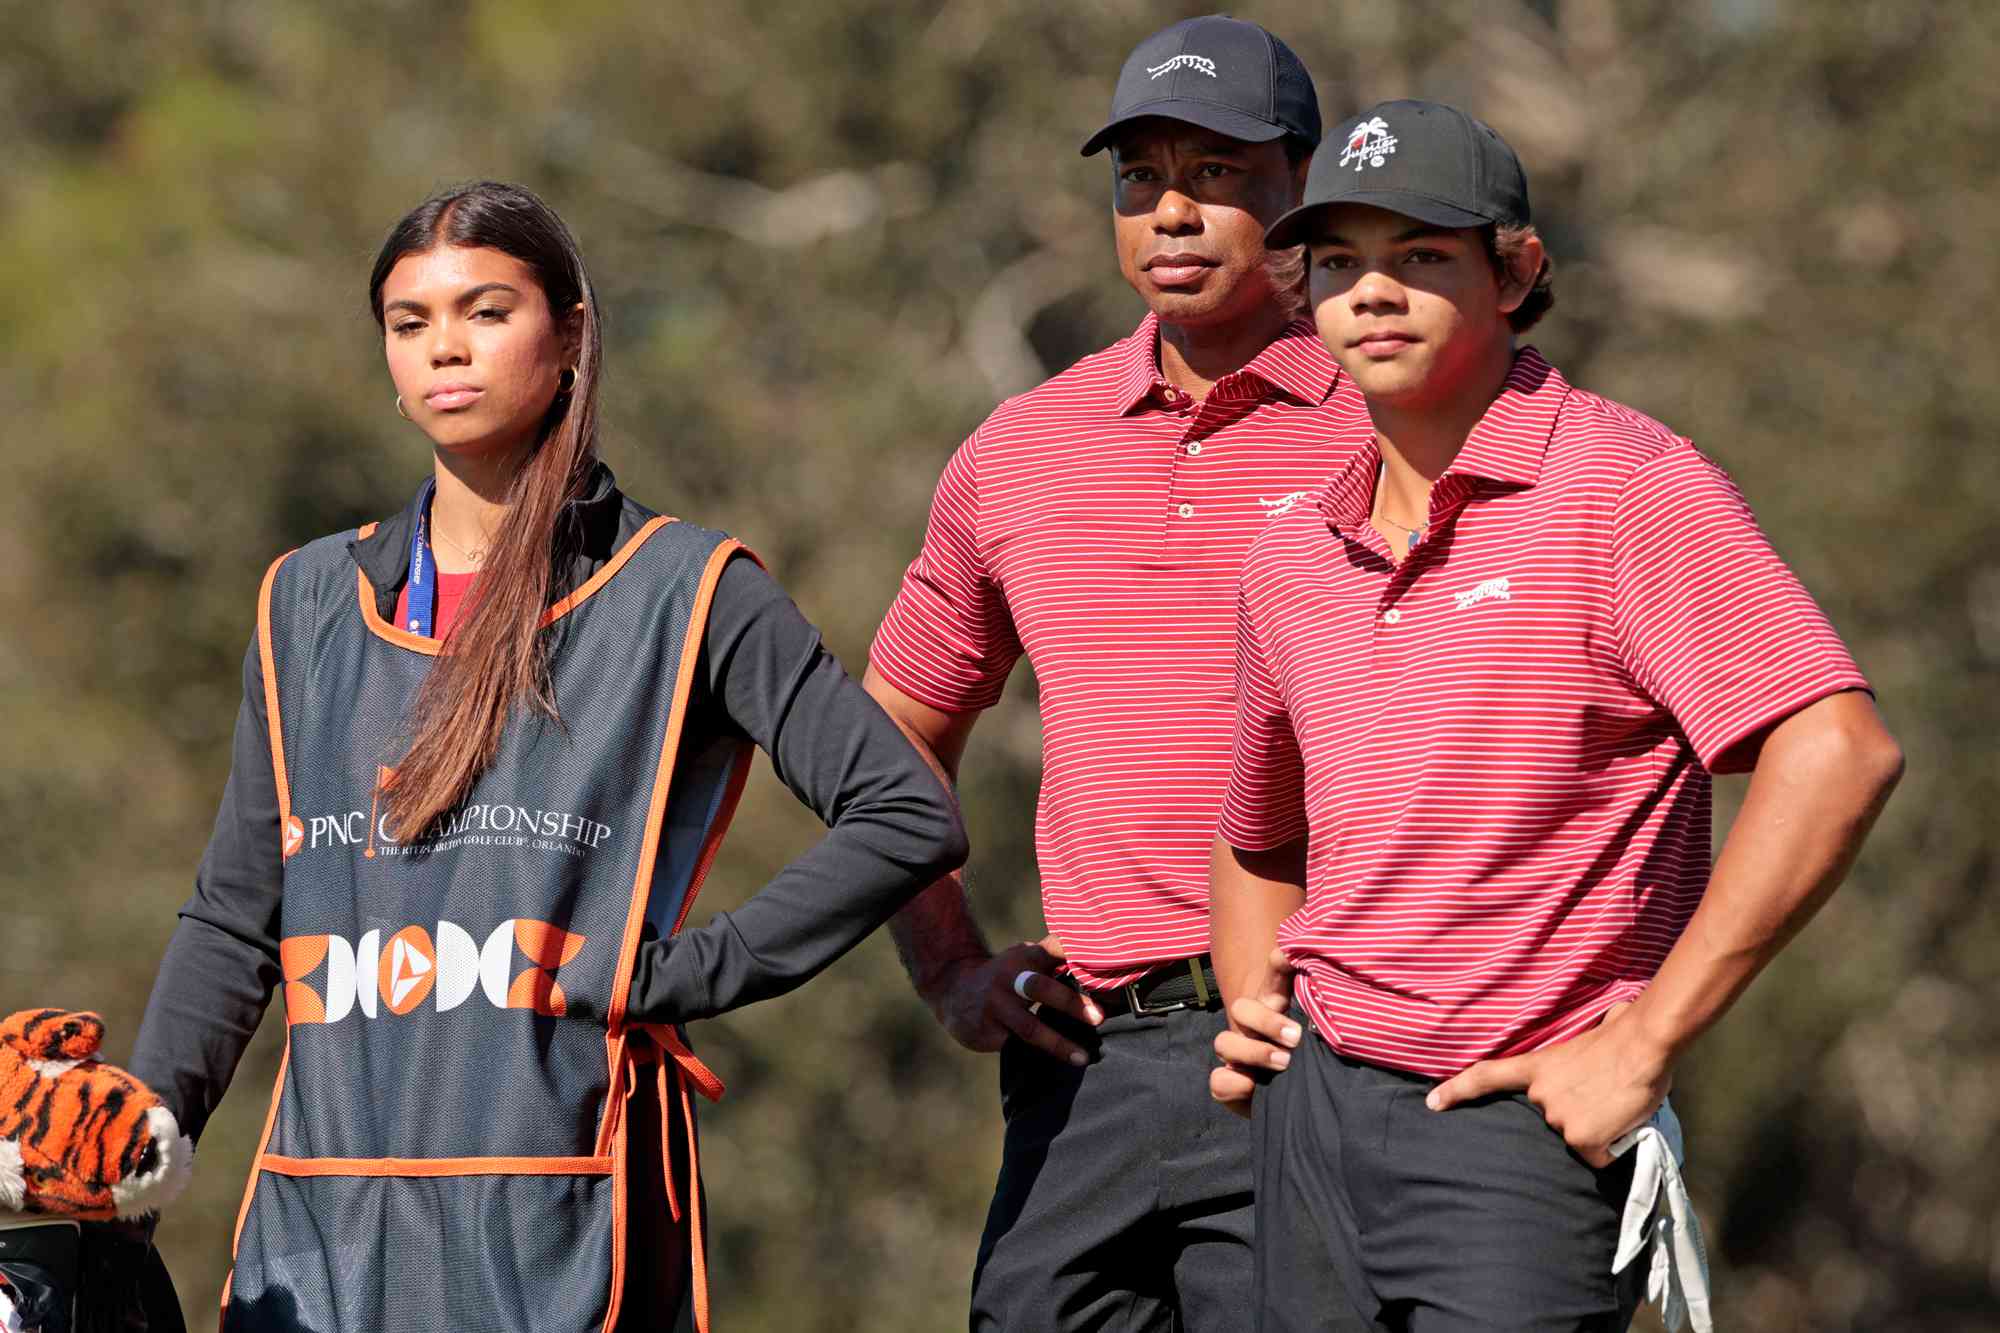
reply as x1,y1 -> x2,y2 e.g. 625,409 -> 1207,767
1629,691 -> 1902,1062
1210,837 -> 1307,1020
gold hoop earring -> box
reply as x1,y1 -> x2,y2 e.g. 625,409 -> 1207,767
557,366 -> 578,394
396,395 -> 411,420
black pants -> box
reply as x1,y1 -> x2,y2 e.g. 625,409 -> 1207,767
971,1005 -> 1254,1332
1255,1026 -> 1644,1333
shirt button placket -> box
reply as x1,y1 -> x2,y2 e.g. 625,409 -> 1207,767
1170,403 -> 1204,530
1375,593 -> 1403,667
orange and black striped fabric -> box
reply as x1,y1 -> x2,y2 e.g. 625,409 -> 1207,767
0,1009 -> 171,1220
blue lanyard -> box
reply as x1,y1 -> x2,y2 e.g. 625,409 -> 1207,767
405,479 -> 438,637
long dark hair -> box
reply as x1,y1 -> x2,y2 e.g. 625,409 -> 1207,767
368,181 -> 603,838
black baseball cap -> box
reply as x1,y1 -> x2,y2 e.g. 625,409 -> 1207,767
1080,15 -> 1320,157
1265,99 -> 1530,247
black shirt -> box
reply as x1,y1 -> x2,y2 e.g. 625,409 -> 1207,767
130,465 -> 966,1144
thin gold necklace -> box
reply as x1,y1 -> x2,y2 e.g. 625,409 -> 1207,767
432,526 -> 489,567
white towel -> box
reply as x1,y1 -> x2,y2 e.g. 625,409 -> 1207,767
1610,1099 -> 1713,1332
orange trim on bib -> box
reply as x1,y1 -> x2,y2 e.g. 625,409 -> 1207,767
615,1026 -> 723,1333
667,544 -> 763,941
255,550 -> 299,839
669,748 -> 753,940
679,1068 -> 710,1333
221,1037 -> 290,1331
605,538 -> 745,1033
259,1154 -> 614,1177
356,515 -> 678,654
225,549 -> 306,1330
595,538 -> 749,1333
543,516 -> 674,621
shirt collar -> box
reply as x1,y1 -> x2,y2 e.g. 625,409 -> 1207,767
1114,311 -> 1343,415
1112,313 -> 1164,414
1446,347 -> 1565,489
1240,318 -> 1343,406
1316,347 -> 1567,528
1317,436 -> 1385,529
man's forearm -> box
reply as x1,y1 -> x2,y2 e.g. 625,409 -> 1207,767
1629,690 -> 1902,1062
1210,837 -> 1307,1022
889,871 -> 992,1003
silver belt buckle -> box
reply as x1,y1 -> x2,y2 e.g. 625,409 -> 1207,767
1125,958 -> 1212,1016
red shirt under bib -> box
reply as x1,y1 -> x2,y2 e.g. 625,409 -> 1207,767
393,568 -> 479,639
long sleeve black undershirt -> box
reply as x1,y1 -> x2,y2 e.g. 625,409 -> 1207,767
129,555 -> 966,1146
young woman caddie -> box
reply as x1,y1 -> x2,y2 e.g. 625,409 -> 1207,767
123,181 -> 967,1333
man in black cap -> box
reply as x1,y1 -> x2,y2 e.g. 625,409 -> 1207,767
863,16 -> 1369,1331
1210,99 -> 1900,1329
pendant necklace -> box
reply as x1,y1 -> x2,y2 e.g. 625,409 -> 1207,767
433,526 -> 488,568
1373,460 -> 1428,552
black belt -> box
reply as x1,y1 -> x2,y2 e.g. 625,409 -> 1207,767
1083,955 -> 1220,1018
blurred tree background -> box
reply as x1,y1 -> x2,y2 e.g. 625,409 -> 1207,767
2,0 -> 1994,1328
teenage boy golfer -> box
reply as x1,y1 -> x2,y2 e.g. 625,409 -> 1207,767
1209,100 -> 1903,1329
863,16 -> 1369,1330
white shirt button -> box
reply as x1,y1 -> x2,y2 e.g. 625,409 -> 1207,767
1177,503 -> 1195,519
1382,607 -> 1402,625
1186,440 -> 1203,455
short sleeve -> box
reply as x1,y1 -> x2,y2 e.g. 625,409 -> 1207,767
1218,567 -> 1309,849
1612,445 -> 1871,773
868,429 -> 1023,713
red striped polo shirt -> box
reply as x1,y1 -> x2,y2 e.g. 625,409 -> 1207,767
1219,349 -> 1869,1075
871,312 -> 1370,988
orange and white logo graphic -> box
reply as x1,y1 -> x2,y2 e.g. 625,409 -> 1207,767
280,919 -> 586,1024
379,926 -> 437,1014
280,935 -> 332,1025
503,920 -> 588,1016
282,815 -> 306,859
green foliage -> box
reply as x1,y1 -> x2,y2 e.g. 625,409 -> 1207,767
2,1 -> 1994,1327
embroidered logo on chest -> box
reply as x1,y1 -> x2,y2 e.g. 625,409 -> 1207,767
1453,576 -> 1513,610
1259,491 -> 1313,518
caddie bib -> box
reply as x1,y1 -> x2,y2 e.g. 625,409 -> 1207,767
223,509 -> 752,1333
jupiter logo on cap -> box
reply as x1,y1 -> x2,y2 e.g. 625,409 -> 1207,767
1340,117 -> 1397,171
1146,54 -> 1217,79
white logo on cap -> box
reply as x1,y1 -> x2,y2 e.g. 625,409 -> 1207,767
1339,117 -> 1397,172
1147,54 -> 1217,79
